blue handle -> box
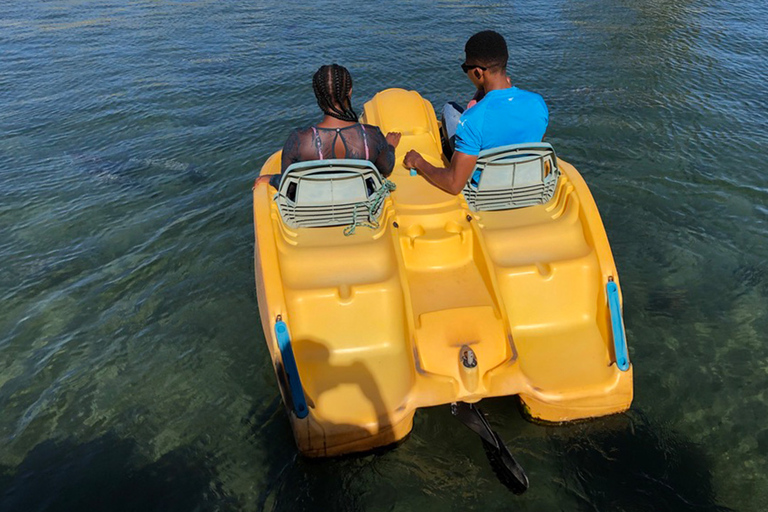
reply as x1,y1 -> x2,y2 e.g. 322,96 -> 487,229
410,168 -> 418,176
275,320 -> 308,418
606,281 -> 630,371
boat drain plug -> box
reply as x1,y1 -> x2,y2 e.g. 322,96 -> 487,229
460,345 -> 478,368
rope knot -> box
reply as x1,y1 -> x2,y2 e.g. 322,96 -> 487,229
344,179 -> 396,236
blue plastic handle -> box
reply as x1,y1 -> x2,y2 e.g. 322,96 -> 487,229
409,168 -> 418,176
606,281 -> 630,371
275,320 -> 309,418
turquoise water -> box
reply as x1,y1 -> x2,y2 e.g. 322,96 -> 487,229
1,0 -> 767,510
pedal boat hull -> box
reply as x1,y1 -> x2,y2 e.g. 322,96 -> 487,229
253,89 -> 633,457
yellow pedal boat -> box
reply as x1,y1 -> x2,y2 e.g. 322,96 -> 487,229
253,88 -> 633,457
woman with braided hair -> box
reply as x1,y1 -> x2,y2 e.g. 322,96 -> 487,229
280,64 -> 401,177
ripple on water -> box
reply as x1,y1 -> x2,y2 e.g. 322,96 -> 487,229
1,0 -> 768,510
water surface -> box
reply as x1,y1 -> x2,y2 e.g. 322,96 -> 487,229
1,0 -> 767,510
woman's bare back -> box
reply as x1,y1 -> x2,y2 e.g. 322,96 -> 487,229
280,123 -> 395,177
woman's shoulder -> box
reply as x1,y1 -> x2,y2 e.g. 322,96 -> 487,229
360,123 -> 385,137
283,125 -> 315,143
282,125 -> 317,156
289,125 -> 317,136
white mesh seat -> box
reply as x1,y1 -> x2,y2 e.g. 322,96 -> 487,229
276,159 -> 389,228
462,143 -> 560,212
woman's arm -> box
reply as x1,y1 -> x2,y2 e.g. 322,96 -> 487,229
280,129 -> 301,173
371,126 -> 399,177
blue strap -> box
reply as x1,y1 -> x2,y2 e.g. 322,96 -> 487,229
607,280 -> 630,371
275,319 -> 309,418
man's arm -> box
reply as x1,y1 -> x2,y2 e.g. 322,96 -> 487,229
403,150 -> 478,196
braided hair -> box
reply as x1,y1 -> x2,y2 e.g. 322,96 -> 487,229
312,64 -> 358,122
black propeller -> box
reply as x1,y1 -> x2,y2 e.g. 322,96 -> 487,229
451,401 -> 529,494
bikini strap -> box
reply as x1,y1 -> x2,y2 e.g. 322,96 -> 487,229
311,126 -> 323,159
361,125 -> 369,160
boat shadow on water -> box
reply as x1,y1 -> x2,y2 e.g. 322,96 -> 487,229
0,432 -> 237,512
247,391 -> 737,511
245,338 -> 404,512
247,414 -> 402,512
548,409 -> 734,512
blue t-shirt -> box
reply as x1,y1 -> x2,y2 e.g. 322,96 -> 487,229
454,87 -> 549,156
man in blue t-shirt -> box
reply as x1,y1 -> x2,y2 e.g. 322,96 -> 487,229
403,30 -> 549,195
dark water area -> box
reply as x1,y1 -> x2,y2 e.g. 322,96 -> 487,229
1,0 -> 766,510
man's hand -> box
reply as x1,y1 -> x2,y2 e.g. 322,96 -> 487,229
386,132 -> 402,148
403,149 -> 477,195
403,150 -> 423,170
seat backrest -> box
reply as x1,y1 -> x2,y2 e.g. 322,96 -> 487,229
462,143 -> 560,212
276,159 -> 387,228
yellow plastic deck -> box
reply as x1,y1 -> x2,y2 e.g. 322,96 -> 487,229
253,88 -> 633,457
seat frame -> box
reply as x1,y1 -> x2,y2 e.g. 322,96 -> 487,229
463,143 -> 560,212
275,159 -> 388,229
